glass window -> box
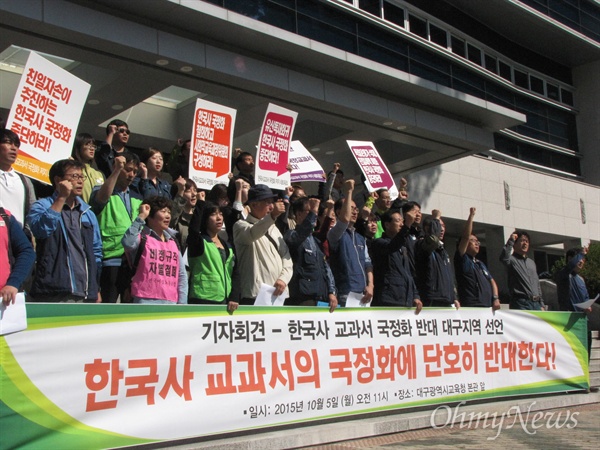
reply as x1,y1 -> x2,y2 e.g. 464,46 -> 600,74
410,61 -> 451,86
530,75 -> 544,95
467,44 -> 482,66
297,14 -> 357,53
581,10 -> 600,41
514,69 -> 529,89
515,95 -> 546,115
359,0 -> 381,17
522,145 -> 552,167
484,54 -> 497,74
547,106 -> 570,124
357,21 -> 408,54
411,46 -> 450,74
429,23 -> 447,47
298,1 -> 356,33
451,35 -> 465,57
561,89 -> 574,106
358,38 -> 409,71
524,113 -> 549,133
498,60 -> 512,81
494,134 -> 519,158
548,0 -> 580,23
409,14 -> 428,39
546,83 -> 560,101
383,1 -> 404,28
515,124 -> 549,143
451,66 -> 485,97
270,0 -> 296,7
551,153 -> 581,176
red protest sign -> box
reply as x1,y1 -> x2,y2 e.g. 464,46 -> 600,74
257,111 -> 294,176
191,106 -> 234,179
348,141 -> 395,191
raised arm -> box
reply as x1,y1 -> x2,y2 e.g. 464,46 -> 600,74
499,231 -> 517,266
93,155 -> 125,208
458,207 -> 476,256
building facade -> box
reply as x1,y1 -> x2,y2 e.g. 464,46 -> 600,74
1,0 -> 598,300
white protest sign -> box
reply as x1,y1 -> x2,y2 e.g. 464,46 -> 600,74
289,141 -> 325,183
6,51 -> 91,184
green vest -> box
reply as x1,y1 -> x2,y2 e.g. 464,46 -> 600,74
98,194 -> 142,260
374,220 -> 384,239
189,239 -> 234,302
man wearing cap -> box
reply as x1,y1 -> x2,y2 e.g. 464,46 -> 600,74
233,184 -> 293,305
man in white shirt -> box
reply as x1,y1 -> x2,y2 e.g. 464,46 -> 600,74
0,129 -> 36,228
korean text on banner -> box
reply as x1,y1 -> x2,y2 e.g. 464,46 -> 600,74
289,141 -> 325,183
1,306 -> 590,450
347,141 -> 399,199
255,103 -> 297,189
190,99 -> 236,190
6,51 -> 91,184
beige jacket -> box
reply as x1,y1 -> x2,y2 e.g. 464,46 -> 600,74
233,213 -> 293,299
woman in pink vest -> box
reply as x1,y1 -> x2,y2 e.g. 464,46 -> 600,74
122,196 -> 188,304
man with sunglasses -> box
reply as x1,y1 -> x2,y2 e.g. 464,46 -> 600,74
26,159 -> 102,302
95,119 -> 132,178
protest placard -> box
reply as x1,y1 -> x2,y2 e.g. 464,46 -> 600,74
6,51 -> 90,184
255,103 -> 297,189
189,99 -> 236,190
347,140 -> 399,199
289,141 -> 325,183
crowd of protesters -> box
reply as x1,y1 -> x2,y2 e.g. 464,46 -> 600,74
0,123 -> 596,326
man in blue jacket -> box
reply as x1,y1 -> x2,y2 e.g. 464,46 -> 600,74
327,179 -> 373,307
26,159 -> 102,302
284,196 -> 338,312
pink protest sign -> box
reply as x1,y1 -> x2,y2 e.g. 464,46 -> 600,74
347,141 -> 396,194
255,103 -> 297,189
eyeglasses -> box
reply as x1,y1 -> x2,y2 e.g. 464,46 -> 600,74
64,173 -> 87,181
84,143 -> 98,150
117,128 -> 130,135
